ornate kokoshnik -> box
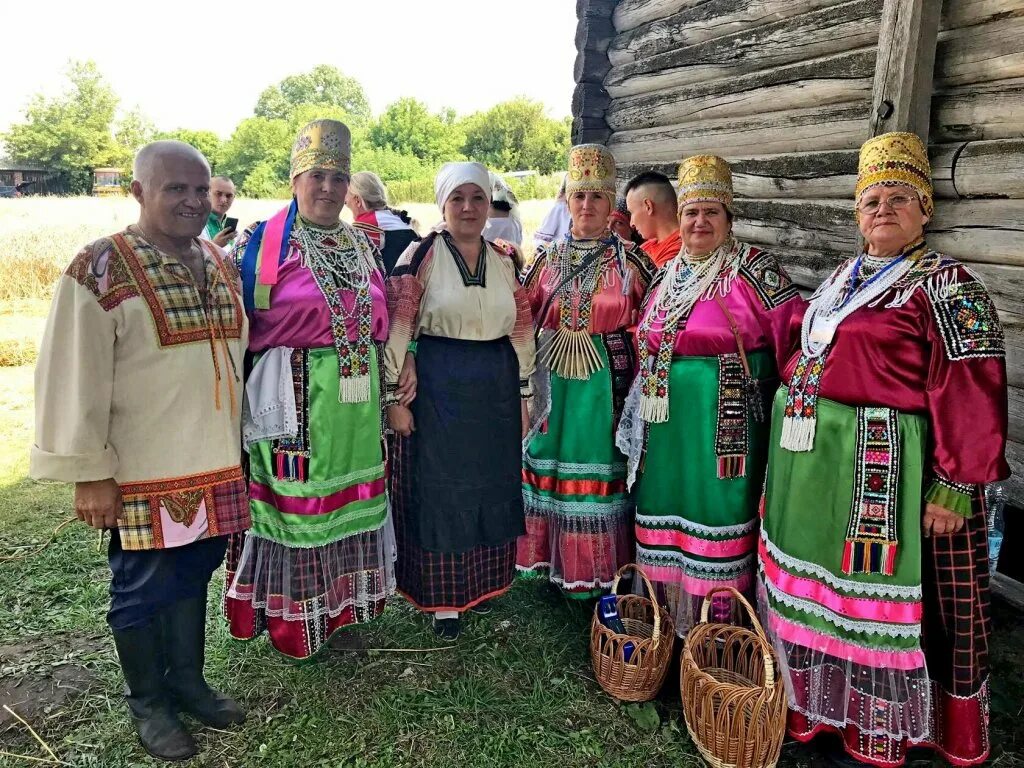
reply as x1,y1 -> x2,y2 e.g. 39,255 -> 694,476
292,218 -> 377,403
539,236 -> 615,380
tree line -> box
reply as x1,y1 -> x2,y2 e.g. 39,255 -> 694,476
3,62 -> 571,198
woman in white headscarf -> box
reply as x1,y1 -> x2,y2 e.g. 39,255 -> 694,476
483,171 -> 524,253
384,162 -> 537,641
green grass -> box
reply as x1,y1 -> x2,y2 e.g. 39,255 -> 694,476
1,367 -> 1022,766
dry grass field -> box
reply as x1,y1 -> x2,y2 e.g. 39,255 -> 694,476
0,196 -> 552,368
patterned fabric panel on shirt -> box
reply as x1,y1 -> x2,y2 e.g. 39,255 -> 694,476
738,247 -> 799,309
65,237 -> 139,311
925,265 -> 1004,361
110,231 -> 244,347
117,466 -> 249,550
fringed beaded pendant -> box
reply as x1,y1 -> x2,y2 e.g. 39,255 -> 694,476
540,327 -> 604,380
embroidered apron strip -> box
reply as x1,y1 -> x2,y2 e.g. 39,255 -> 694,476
273,349 -> 311,482
715,353 -> 749,478
843,405 -> 901,576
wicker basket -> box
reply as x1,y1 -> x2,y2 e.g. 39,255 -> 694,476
680,587 -> 787,768
589,564 -> 675,702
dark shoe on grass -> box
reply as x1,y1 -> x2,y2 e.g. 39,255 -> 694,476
112,622 -> 198,762
433,617 -> 461,642
162,597 -> 246,729
469,601 -> 492,615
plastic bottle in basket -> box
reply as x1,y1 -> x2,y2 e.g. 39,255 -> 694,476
598,595 -> 635,662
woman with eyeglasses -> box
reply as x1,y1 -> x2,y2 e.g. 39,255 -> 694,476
758,132 -> 1009,767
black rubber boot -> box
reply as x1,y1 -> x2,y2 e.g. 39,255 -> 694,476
111,622 -> 197,762
162,596 -> 246,728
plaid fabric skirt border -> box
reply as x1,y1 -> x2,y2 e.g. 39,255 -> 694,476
390,433 -> 516,612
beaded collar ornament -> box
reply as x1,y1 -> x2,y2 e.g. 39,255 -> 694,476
292,217 -> 376,403
636,238 -> 742,423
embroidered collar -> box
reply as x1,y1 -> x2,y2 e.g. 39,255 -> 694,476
442,231 -> 486,287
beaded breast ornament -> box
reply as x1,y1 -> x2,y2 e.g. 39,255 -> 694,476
538,236 -> 615,380
636,238 -> 741,423
292,218 -> 378,403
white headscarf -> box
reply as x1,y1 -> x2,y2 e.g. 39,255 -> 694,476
434,161 -> 490,211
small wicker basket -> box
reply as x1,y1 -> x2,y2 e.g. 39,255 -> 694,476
680,587 -> 787,768
590,564 -> 675,702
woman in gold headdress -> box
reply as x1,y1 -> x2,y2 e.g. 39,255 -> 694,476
615,155 -> 805,636
758,132 -> 1009,766
223,119 -> 399,659
517,144 -> 655,599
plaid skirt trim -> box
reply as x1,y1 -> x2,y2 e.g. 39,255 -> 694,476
394,538 -> 517,612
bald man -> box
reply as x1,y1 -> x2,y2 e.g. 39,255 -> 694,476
625,171 -> 682,268
31,140 -> 248,761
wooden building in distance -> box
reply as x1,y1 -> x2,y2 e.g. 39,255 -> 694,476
572,0 -> 1024,589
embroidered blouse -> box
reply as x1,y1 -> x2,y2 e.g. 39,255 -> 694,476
384,234 -> 536,399
523,238 -> 654,334
642,245 -> 805,373
31,228 -> 250,551
781,254 -> 1009,514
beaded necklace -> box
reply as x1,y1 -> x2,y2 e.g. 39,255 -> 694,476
539,235 -> 614,379
293,217 -> 376,403
636,239 -> 742,423
781,239 -> 927,451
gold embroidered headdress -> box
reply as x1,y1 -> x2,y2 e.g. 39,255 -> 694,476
290,119 -> 351,179
677,154 -> 733,211
855,132 -> 933,217
565,144 -> 616,203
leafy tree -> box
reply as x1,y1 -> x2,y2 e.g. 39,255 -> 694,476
368,98 -> 464,165
156,129 -> 223,170
351,144 -> 431,183
254,65 -> 371,125
218,117 -> 293,197
462,97 -> 570,174
2,60 -> 121,192
112,106 -> 156,181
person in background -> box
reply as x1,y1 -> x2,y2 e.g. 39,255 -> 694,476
202,175 -> 237,248
625,171 -> 681,269
385,162 -> 536,641
759,132 -> 1008,767
483,171 -> 524,253
519,144 -> 655,601
31,140 -> 248,761
346,170 -> 420,275
533,173 -> 571,253
224,120 -> 399,660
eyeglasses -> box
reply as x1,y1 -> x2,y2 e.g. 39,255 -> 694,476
857,194 -> 918,215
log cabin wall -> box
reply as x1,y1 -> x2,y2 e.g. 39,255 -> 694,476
572,0 -> 1024,507
930,0 -> 1024,505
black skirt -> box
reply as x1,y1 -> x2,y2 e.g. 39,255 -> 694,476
404,334 -> 524,553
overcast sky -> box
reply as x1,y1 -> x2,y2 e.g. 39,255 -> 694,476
1,0 -> 578,138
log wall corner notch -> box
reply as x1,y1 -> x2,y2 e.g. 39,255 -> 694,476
869,0 -> 943,141
572,0 -> 617,145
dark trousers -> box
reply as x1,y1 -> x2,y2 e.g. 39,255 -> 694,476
107,531 -> 227,631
